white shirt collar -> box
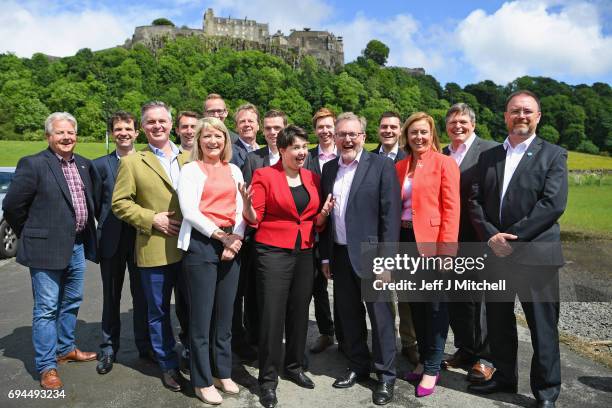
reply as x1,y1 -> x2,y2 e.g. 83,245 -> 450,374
449,132 -> 477,154
317,144 -> 337,156
378,143 -> 399,157
503,133 -> 537,153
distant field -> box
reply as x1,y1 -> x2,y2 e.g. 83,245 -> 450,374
561,184 -> 612,238
2,140 -> 612,170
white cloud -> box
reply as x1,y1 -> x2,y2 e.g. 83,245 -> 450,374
456,0 -> 612,83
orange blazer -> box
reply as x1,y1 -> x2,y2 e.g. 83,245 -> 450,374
250,161 -> 323,250
395,149 -> 460,246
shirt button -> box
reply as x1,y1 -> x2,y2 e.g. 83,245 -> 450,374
411,210 -> 416,215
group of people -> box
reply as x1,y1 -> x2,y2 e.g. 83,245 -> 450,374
2,90 -> 567,408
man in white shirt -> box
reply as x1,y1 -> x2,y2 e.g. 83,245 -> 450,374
468,91 -> 567,408
175,111 -> 200,152
231,103 -> 261,170
371,111 -> 406,163
442,103 -> 498,382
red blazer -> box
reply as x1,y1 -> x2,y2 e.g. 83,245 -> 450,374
395,149 -> 460,251
250,161 -> 323,250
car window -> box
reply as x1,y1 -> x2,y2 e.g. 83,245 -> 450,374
0,172 -> 15,193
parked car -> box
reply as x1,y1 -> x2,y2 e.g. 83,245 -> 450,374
0,167 -> 18,258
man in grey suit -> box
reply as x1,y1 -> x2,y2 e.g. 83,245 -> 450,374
468,91 -> 567,408
441,103 -> 498,382
242,110 -> 287,184
3,112 -> 98,389
91,111 -> 152,375
320,112 -> 401,405
230,103 -> 260,170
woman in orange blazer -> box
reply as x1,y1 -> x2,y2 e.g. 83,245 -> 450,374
395,112 -> 460,398
240,125 -> 333,408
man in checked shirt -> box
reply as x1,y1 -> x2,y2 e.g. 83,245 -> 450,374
3,112 -> 98,390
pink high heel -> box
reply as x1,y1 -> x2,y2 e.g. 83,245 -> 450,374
416,373 -> 440,397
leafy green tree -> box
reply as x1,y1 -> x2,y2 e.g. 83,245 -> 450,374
363,40 -> 390,66
576,140 -> 599,154
333,72 -> 366,112
269,88 -> 312,129
152,18 -> 175,26
360,98 -> 396,141
538,124 -> 560,144
561,123 -> 586,150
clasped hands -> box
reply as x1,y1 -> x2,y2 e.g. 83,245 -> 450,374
487,232 -> 518,257
215,230 -> 242,261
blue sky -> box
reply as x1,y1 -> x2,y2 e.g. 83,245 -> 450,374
2,0 -> 611,87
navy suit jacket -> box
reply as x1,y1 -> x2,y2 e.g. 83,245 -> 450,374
442,136 -> 499,242
319,150 -> 401,278
242,146 -> 272,185
370,144 -> 407,163
91,152 -> 136,259
2,148 -> 98,269
230,138 -> 249,170
468,137 -> 568,265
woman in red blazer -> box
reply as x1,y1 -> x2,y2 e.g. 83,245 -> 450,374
241,125 -> 333,408
395,112 -> 460,397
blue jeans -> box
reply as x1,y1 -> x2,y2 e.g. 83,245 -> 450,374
30,243 -> 86,373
139,262 -> 180,371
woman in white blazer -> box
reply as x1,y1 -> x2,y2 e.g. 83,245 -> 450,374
177,117 -> 245,405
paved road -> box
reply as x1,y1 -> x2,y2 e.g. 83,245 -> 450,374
0,259 -> 610,407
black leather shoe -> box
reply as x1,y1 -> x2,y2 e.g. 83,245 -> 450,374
260,388 -> 277,408
285,370 -> 315,389
161,369 -> 185,392
138,349 -> 158,363
372,380 -> 395,405
468,379 -> 517,395
310,335 -> 334,354
332,370 -> 370,388
96,353 -> 115,375
537,401 -> 555,408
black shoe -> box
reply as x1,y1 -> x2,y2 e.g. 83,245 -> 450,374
285,370 -> 315,389
332,369 -> 370,389
96,353 -> 115,375
233,343 -> 258,362
138,349 -> 158,363
260,388 -> 277,408
310,335 -> 334,354
373,380 -> 395,405
468,379 -> 518,395
537,401 -> 555,408
161,369 -> 185,392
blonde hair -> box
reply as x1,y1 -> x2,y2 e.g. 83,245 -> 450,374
401,112 -> 440,154
191,117 -> 233,163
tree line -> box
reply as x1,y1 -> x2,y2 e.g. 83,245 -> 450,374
0,37 -> 610,154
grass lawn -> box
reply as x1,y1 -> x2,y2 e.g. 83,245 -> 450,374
561,184 -> 612,239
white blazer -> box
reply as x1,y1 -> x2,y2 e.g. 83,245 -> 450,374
177,161 -> 246,251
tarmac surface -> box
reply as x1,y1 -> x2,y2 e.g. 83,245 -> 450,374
0,258 -> 610,408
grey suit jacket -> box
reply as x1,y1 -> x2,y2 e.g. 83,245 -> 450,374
443,136 -> 499,242
242,146 -> 272,185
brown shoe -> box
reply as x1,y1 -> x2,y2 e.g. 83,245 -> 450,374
57,348 -> 97,364
401,345 -> 419,365
442,349 -> 473,369
40,369 -> 63,390
468,362 -> 495,383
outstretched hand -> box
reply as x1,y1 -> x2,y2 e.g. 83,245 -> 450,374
238,182 -> 252,208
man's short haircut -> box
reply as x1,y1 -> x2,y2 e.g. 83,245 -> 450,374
141,101 -> 172,123
379,111 -> 401,123
45,112 -> 77,135
206,93 -> 224,102
336,112 -> 367,133
191,117 -> 233,163
234,103 -> 260,123
276,125 -> 309,150
401,112 -> 441,154
176,111 -> 201,128
108,111 -> 137,131
312,107 -> 336,129
505,90 -> 541,111
445,103 -> 476,124
264,110 -> 288,127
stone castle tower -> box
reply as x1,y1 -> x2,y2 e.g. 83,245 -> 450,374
128,8 -> 344,70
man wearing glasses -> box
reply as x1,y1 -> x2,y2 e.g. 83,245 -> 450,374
203,93 -> 239,143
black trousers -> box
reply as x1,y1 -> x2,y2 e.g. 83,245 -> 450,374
311,243 -> 340,339
232,236 -> 259,346
256,243 -> 314,390
174,264 -> 190,350
448,299 -> 490,362
184,231 -> 240,387
332,244 -> 396,382
486,265 -> 561,402
99,229 -> 150,355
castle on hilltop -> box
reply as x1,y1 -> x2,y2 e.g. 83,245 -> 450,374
127,8 -> 345,70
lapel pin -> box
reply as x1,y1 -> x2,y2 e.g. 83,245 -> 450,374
527,152 -> 533,157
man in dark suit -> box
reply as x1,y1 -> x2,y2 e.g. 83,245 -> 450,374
230,103 -> 260,170
305,108 -> 340,355
370,111 -> 407,163
230,103 -> 261,361
442,103 -> 498,382
3,112 -> 98,390
242,109 -> 286,184
203,93 -> 238,143
320,112 -> 401,405
468,91 -> 567,408
91,111 -> 152,375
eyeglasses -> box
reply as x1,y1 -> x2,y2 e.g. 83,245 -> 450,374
508,109 -> 537,118
205,109 -> 227,116
336,132 -> 364,140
